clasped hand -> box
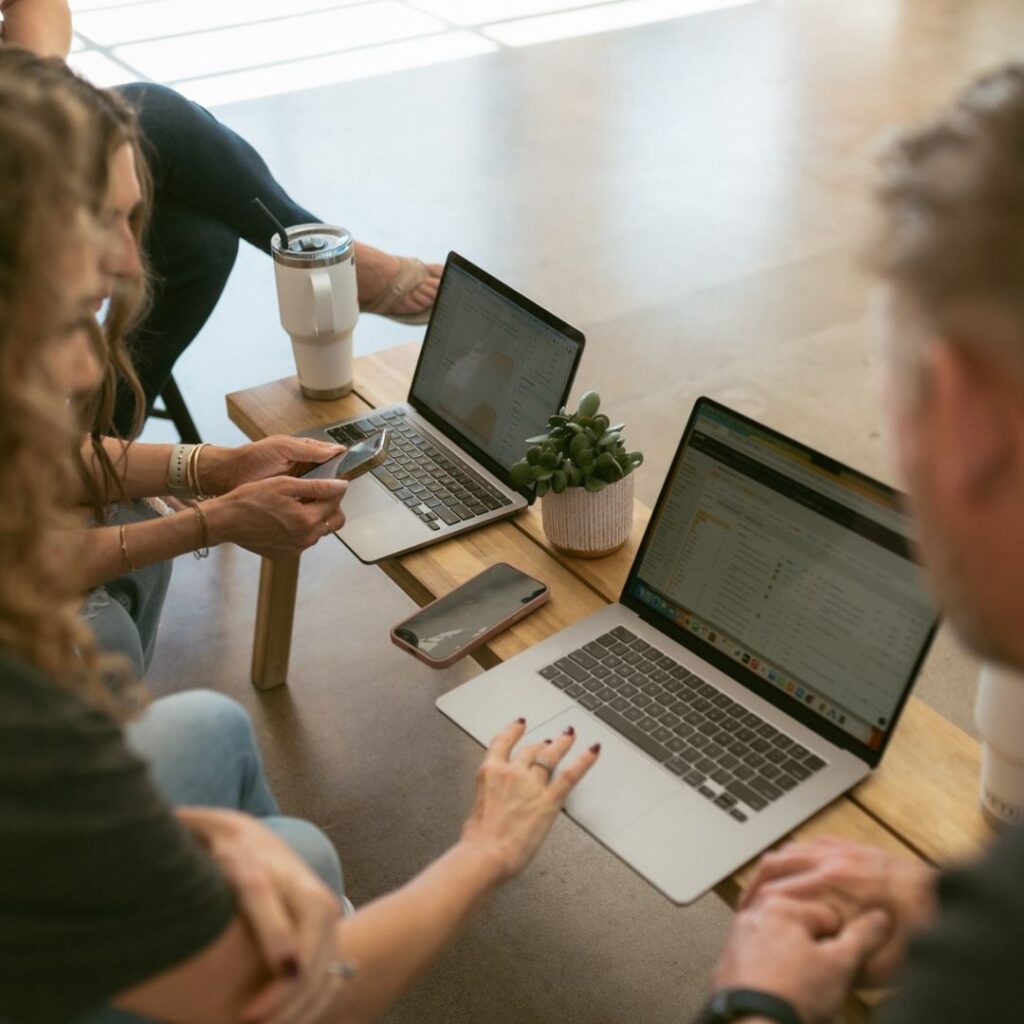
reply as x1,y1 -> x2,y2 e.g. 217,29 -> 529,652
712,837 -> 939,1023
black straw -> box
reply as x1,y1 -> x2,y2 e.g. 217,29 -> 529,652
252,197 -> 292,251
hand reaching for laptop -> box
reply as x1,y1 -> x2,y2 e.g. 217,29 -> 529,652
458,718 -> 600,881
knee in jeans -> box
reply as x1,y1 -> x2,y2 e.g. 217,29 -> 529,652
174,689 -> 258,752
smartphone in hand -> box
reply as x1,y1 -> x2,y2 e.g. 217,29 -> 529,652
392,563 -> 550,667
303,429 -> 389,482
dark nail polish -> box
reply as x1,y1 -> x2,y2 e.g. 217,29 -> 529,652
589,743 -> 601,755
517,717 -> 526,725
544,738 -> 552,744
282,955 -> 300,978
563,725 -> 575,736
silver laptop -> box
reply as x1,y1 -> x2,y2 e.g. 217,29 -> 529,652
299,252 -> 585,563
437,398 -> 939,904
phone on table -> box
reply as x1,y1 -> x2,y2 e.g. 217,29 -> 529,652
391,563 -> 550,668
303,429 -> 389,482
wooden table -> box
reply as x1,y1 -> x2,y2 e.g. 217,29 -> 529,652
228,343 -> 993,1019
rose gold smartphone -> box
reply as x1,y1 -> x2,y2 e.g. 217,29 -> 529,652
303,429 -> 389,482
391,562 -> 550,668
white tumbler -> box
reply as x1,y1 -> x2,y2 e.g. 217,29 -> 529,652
272,223 -> 358,400
975,662 -> 1024,829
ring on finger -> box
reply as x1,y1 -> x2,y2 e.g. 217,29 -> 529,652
530,756 -> 553,777
325,959 -> 357,980
323,519 -> 333,536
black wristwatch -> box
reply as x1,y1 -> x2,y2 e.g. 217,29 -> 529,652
694,988 -> 803,1024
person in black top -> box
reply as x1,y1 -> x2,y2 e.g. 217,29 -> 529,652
698,63 -> 1024,1024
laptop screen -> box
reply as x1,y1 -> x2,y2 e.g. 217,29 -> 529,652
409,255 -> 584,479
625,400 -> 938,759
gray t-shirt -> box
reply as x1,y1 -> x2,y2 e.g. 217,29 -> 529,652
0,651 -> 235,1024
877,823 -> 1024,1022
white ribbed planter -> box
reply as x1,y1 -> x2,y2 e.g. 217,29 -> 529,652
541,473 -> 634,558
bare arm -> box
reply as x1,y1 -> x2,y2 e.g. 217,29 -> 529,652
0,0 -> 72,57
115,840 -> 505,1024
116,723 -> 599,1024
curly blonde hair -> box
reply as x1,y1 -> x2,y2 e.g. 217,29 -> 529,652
0,72 -> 135,712
0,49 -> 151,516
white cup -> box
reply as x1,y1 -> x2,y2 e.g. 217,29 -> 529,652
974,662 -> 1024,829
272,223 -> 358,400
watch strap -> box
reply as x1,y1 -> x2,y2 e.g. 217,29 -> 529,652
696,988 -> 803,1024
166,443 -> 195,499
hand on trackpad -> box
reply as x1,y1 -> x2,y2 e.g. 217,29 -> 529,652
516,710 -> 679,837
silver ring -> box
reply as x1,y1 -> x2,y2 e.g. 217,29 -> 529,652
323,519 -> 332,536
530,757 -> 553,776
326,959 -> 356,979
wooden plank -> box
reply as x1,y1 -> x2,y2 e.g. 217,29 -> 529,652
227,374 -> 371,439
853,699 -> 990,865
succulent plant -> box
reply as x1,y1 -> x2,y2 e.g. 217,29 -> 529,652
509,391 -> 643,497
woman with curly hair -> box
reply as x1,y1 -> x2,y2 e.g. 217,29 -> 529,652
0,74 -> 597,1024
0,48 -> 360,679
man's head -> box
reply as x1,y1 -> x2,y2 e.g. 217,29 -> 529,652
872,65 -> 1024,667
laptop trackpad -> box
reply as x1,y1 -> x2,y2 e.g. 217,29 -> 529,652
343,473 -> 399,516
518,709 -> 679,838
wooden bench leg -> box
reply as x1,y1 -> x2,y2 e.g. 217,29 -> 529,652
251,554 -> 300,690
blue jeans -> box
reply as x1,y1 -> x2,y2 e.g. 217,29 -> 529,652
77,691 -> 344,1024
126,689 -> 344,894
82,503 -> 173,679
113,83 -> 319,433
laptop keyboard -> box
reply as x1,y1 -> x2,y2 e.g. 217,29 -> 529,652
538,626 -> 827,824
327,410 -> 513,531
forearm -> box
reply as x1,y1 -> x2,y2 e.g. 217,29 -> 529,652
0,0 -> 72,56
79,511 -> 208,589
329,840 -> 505,1023
79,438 -> 235,502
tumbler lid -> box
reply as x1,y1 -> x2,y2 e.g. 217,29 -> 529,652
272,223 -> 353,268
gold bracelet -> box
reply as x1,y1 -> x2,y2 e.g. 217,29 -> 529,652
192,502 -> 210,560
119,522 -> 138,573
187,442 -> 213,501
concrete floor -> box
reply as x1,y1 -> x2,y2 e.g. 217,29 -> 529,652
141,1 -> 1024,1020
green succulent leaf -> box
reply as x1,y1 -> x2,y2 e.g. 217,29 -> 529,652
536,479 -> 550,497
509,461 -> 533,487
606,458 -> 624,481
526,446 -> 541,466
598,432 -> 621,450
578,391 -> 601,418
608,423 -> 625,434
626,451 -> 644,467
568,465 -> 584,486
549,415 -> 568,427
592,414 -> 609,435
565,422 -> 584,435
551,469 -> 567,493
576,447 -> 595,469
569,432 -> 590,461
584,475 -> 607,493
525,434 -> 549,445
539,450 -> 558,469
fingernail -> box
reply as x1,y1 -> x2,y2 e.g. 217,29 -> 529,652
517,717 -> 526,724
544,738 -> 552,745
282,955 -> 300,978
589,743 -> 601,755
563,725 -> 575,736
